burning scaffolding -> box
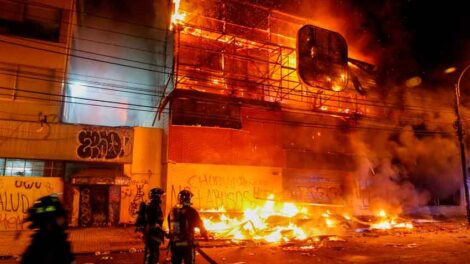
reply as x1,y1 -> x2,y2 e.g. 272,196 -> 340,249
162,0 -> 418,244
169,0 -> 376,115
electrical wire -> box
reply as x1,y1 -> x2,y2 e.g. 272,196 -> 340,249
0,1 -> 458,124
0,7 -> 453,113
0,69 -> 165,97
0,4 -> 441,108
0,40 -> 452,116
0,68 -> 456,126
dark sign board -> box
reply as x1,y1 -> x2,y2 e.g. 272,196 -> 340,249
297,25 -> 348,91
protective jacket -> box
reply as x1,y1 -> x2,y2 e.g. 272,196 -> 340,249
136,199 -> 165,264
168,205 -> 207,246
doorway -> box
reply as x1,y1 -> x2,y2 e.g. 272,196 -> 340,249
79,185 -> 109,227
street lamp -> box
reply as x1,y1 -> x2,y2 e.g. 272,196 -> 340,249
454,64 -> 470,224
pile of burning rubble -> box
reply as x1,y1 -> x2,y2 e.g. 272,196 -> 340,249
199,195 -> 414,244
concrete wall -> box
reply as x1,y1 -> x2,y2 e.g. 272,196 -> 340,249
0,177 -> 63,230
0,120 -> 133,163
0,0 -> 74,122
120,127 -> 163,223
165,163 -> 283,212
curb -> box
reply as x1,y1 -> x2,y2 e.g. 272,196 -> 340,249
0,247 -> 146,261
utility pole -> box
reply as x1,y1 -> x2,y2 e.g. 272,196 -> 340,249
454,64 -> 470,224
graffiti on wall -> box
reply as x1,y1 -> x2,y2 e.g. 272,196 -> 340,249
283,175 -> 345,205
79,188 -> 92,227
76,128 -> 132,160
79,186 -> 109,227
108,186 -> 121,225
120,177 -> 149,223
128,182 -> 145,217
0,177 -> 63,230
166,164 -> 283,211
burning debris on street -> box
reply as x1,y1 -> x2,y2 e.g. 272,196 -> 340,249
197,195 -> 414,247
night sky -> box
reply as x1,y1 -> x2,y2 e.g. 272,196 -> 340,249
258,0 -> 469,85
352,0 -> 469,84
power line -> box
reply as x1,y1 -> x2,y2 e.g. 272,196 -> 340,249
0,70 -> 454,129
0,6 -> 451,113
0,86 -> 158,111
0,6 -> 456,115
0,64 -> 456,123
0,69 -> 165,97
0,87 -> 453,136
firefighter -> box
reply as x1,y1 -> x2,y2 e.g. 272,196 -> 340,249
168,190 -> 208,264
21,194 -> 75,264
135,187 -> 166,264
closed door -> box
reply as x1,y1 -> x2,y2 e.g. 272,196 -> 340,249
79,185 -> 109,227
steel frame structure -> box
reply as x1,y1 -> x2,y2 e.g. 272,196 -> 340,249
170,0 -> 372,115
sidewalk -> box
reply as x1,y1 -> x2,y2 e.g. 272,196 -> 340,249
0,227 -> 144,257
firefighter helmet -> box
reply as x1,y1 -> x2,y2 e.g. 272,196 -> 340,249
25,194 -> 67,229
178,190 -> 193,206
149,188 -> 165,200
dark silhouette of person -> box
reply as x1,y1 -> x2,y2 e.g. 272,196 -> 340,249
21,195 -> 74,264
135,188 -> 166,264
168,190 -> 208,264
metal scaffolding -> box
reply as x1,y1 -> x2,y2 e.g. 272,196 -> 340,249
172,0 -> 374,115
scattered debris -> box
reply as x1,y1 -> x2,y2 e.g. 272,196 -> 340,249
406,243 -> 419,248
282,245 -> 316,252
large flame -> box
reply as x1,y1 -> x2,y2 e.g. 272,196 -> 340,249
200,195 -> 344,243
200,196 -> 413,243
370,210 -> 414,230
201,195 -> 314,243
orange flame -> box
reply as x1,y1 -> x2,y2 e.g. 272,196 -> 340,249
170,0 -> 186,29
201,205 -> 413,242
201,195 -> 313,243
370,210 -> 413,230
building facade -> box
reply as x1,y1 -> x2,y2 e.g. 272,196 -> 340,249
162,1 -> 372,212
0,0 -> 165,229
1,0 -> 465,231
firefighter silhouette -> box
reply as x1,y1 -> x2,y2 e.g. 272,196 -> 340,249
168,190 -> 208,264
21,194 -> 75,264
135,188 -> 166,264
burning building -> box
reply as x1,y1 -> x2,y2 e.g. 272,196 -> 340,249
162,0 -> 378,212
153,0 -> 467,221
58,0 -> 377,229
1,0 -> 466,235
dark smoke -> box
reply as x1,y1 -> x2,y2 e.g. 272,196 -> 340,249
267,0 -> 466,213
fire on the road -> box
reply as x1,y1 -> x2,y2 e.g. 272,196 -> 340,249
370,210 -> 414,230
200,195 -> 414,243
